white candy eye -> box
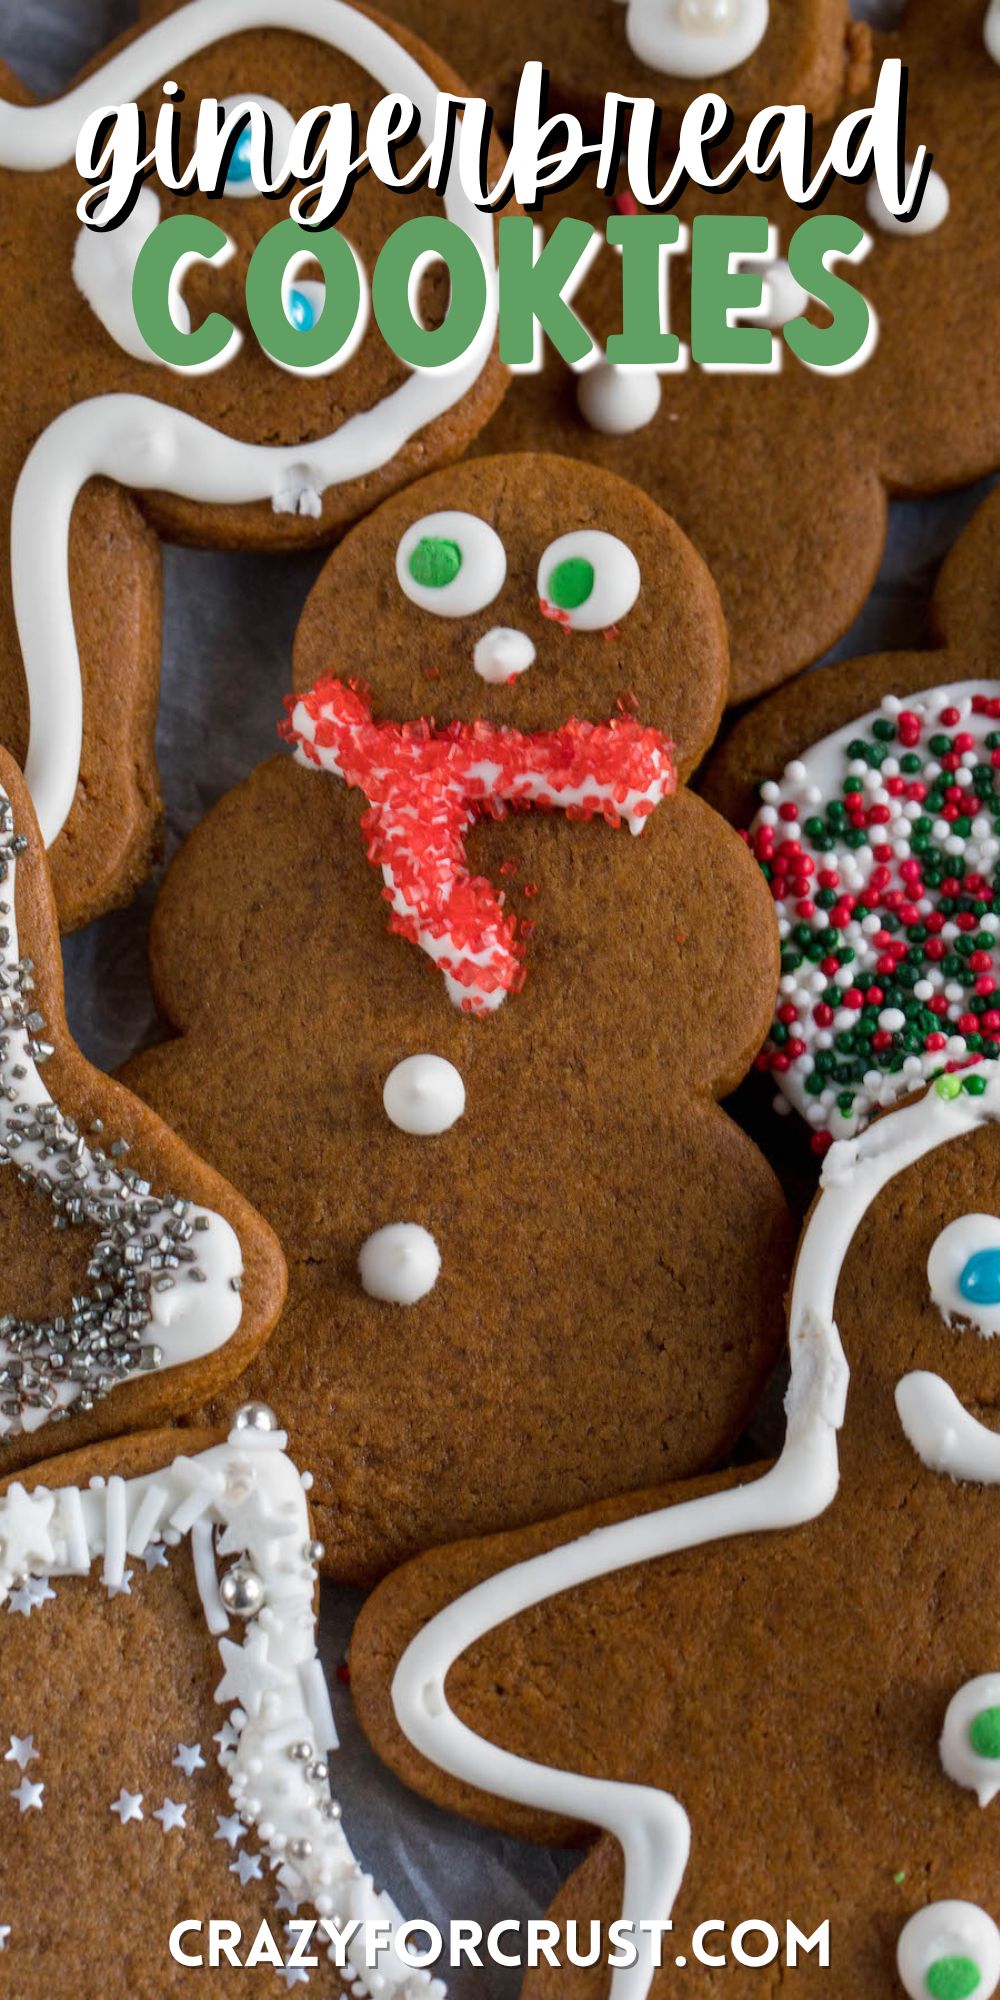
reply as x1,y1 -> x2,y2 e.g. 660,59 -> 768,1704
220,94 -> 296,197
927,1214 -> 1000,1336
396,512 -> 507,617
537,530 -> 641,632
897,1900 -> 1000,2000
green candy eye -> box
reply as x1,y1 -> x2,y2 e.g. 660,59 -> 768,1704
546,555 -> 595,612
408,537 -> 463,591
926,1958 -> 983,2000
969,1708 -> 1000,1760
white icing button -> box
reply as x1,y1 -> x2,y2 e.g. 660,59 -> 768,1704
358,1224 -> 441,1303
577,362 -> 662,435
623,0 -> 769,78
473,628 -> 536,684
897,1900 -> 1000,2000
927,1214 -> 1000,1338
383,1055 -> 466,1136
748,257 -> 811,327
941,1676 -> 1000,1807
867,165 -> 950,237
986,3 -> 1000,68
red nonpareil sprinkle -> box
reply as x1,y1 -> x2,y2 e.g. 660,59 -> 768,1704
282,676 -> 676,1013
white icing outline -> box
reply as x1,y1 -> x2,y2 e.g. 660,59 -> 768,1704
391,1066 -> 1000,2000
0,0 -> 499,849
0,779 -> 243,1440
0,1414 -> 441,1999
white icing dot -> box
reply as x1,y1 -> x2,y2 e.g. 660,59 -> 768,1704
941,1675 -> 1000,1807
867,165 -> 950,237
358,1224 -> 441,1304
383,1056 -> 466,1137
897,1901 -> 1000,2000
473,627 -> 536,685
577,362 -> 662,436
623,0 -> 768,78
744,257 -> 810,327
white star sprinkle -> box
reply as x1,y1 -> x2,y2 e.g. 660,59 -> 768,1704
172,1743 -> 205,1778
0,1923 -> 9,1951
274,1885 -> 301,1916
213,1721 -> 240,1757
275,1971 -> 309,1990
230,1849 -> 262,1885
109,1789 -> 143,1824
104,1571 -> 133,1599
6,1587 -> 36,1619
4,1736 -> 36,1771
153,1799 -> 188,1833
10,1777 -> 43,1814
214,1812 -> 245,1849
143,1542 -> 169,1571
6,1576 -> 56,1618
0,1485 -> 56,1580
215,1628 -> 291,1717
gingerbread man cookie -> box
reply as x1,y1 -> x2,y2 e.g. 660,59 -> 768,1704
0,746 -> 285,1474
120,452 -> 793,1586
352,1063 -> 1000,2000
0,1411 -> 438,1996
0,0 -> 508,929
374,0 -> 869,128
699,486 -> 1000,1157
473,1 -> 1000,703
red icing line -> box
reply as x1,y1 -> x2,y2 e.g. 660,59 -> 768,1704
282,676 -> 677,1013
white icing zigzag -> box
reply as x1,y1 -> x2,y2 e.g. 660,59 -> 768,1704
0,1405 -> 441,1999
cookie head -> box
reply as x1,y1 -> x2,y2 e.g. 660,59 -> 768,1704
292,454 -> 729,770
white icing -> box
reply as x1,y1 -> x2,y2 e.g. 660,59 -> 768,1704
867,163 -> 950,235
0,782 -> 243,1439
395,512 -> 507,619
896,1371 -> 1000,1484
472,627 -> 536,684
928,1213 -> 1000,1338
897,1901 -> 1000,2000
217,94 -> 296,197
0,1416 -> 441,1998
358,1223 -> 441,1304
741,255 -> 811,328
1,0 -> 499,851
941,1675 -> 1000,1807
391,1065 -> 1000,2000
576,361 -> 663,435
987,3 -> 1000,68
72,187 -> 193,366
383,1056 -> 466,1136
537,530 -> 641,632
622,0 -> 769,79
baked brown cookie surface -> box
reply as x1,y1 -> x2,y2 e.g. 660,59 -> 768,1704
121,453 -> 793,1586
473,1 -> 1000,704
351,1070 -> 1000,1998
0,748 -> 286,1475
0,0 -> 509,928
0,1417 -> 396,1996
372,0 -> 868,128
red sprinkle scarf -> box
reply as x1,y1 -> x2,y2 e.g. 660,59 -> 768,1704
282,676 -> 676,1014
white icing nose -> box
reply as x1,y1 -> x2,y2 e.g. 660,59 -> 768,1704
473,627 -> 536,684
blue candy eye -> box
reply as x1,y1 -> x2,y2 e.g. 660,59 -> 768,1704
287,287 -> 317,333
960,1248 -> 1000,1308
227,127 -> 254,185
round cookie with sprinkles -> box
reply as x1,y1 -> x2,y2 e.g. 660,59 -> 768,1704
121,452 -> 794,1585
750,683 -> 1000,1153
0,747 -> 285,1474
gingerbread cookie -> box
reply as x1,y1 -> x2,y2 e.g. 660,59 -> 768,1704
0,0 -> 508,928
473,1 -> 1000,703
120,452 -> 793,1586
0,746 -> 285,1474
352,1063 -> 1000,2000
699,487 -> 1000,1156
0,1410 -> 438,1996
374,0 -> 869,128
